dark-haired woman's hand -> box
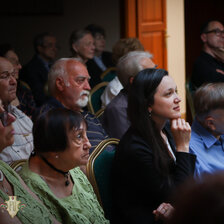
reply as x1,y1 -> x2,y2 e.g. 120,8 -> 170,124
153,202 -> 174,221
171,118 -> 191,153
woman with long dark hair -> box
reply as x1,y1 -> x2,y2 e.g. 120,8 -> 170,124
112,68 -> 196,224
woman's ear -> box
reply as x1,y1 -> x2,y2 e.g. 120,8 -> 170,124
72,43 -> 78,53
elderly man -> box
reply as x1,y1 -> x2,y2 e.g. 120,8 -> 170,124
40,58 -> 109,153
190,83 -> 224,178
102,51 -> 156,139
0,57 -> 33,163
21,32 -> 58,106
191,20 -> 224,88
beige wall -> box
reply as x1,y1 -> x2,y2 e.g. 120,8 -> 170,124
167,0 -> 186,117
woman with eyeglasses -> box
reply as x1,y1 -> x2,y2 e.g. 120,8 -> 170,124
0,99 -> 60,223
19,108 -> 109,224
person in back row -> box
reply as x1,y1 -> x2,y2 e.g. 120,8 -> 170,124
101,37 -> 145,107
39,58 -> 109,154
190,83 -> 224,178
85,24 -> 114,88
21,32 -> 58,106
102,50 -> 156,139
191,20 -> 224,88
0,57 -> 33,164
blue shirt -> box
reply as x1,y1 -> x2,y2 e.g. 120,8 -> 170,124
190,119 -> 224,178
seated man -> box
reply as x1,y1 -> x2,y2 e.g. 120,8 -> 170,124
21,32 -> 58,107
40,57 -> 109,153
190,83 -> 224,178
0,57 -> 33,163
191,20 -> 224,88
102,51 -> 155,139
101,38 -> 145,107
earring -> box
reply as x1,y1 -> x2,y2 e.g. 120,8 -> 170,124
55,155 -> 59,159
149,111 -> 152,117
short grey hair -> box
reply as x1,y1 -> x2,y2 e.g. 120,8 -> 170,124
116,51 -> 153,87
194,83 -> 224,119
48,57 -> 83,95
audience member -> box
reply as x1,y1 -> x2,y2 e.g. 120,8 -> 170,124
101,37 -> 145,107
112,68 -> 196,224
20,108 -> 109,223
168,172 -> 224,224
21,32 -> 58,106
0,57 -> 33,163
190,83 -> 224,178
0,99 -> 59,224
102,51 -> 155,139
191,20 -> 224,88
85,24 -> 114,88
69,29 -> 95,64
0,43 -> 36,118
40,58 -> 109,153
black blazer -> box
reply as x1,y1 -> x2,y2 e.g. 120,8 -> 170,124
86,51 -> 114,88
20,55 -> 49,107
111,126 -> 196,224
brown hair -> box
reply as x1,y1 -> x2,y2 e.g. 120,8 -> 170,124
194,83 -> 224,118
112,38 -> 144,65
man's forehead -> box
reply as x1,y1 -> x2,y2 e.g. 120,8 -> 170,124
68,61 -> 90,78
0,58 -> 14,72
209,21 -> 224,30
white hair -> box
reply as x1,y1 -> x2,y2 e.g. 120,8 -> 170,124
48,57 -> 84,95
116,51 -> 153,87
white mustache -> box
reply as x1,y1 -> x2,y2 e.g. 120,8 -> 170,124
80,90 -> 89,97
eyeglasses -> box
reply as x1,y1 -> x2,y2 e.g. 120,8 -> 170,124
0,71 -> 17,80
205,29 -> 224,36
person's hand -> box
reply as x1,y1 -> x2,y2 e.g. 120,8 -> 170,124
171,118 -> 191,153
153,202 -> 174,221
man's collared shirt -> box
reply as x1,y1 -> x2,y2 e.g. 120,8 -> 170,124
190,119 -> 224,178
0,106 -> 33,164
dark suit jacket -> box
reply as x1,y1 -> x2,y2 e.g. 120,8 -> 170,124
111,126 -> 196,224
20,55 -> 49,107
191,51 -> 224,88
102,89 -> 129,139
86,51 -> 114,88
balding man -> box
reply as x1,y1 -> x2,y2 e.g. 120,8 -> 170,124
102,51 -> 156,139
191,20 -> 224,88
0,57 -> 33,163
40,58 -> 109,154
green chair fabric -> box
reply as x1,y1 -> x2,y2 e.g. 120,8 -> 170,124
86,138 -> 119,221
88,82 -> 108,114
101,67 -> 117,82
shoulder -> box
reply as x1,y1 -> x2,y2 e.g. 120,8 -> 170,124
11,106 -> 33,125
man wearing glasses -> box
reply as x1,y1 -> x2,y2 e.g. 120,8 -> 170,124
191,20 -> 224,88
0,57 -> 33,164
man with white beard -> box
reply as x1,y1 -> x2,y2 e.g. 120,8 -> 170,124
39,58 -> 109,154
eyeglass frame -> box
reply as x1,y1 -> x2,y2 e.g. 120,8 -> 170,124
0,70 -> 17,80
204,28 -> 224,36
